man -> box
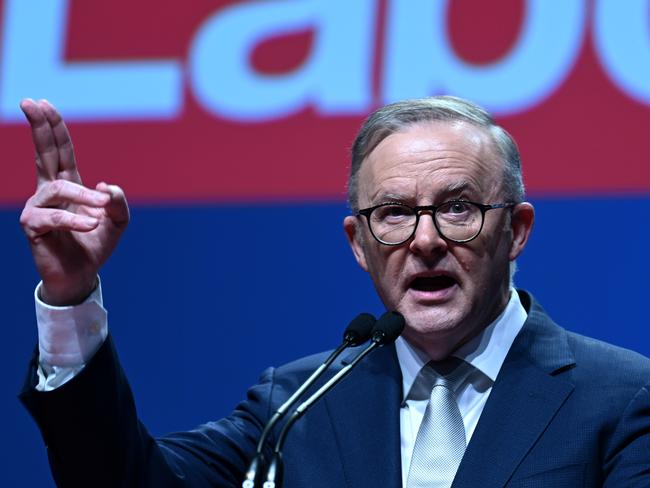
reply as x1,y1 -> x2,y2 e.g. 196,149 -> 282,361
19,96 -> 650,487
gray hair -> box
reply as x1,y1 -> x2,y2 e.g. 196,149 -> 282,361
347,96 -> 525,211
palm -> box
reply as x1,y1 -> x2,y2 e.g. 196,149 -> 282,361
32,206 -> 117,279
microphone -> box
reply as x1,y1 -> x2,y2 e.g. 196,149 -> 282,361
262,311 -> 405,488
241,313 -> 376,488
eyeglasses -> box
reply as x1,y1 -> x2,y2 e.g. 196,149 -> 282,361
357,200 -> 516,245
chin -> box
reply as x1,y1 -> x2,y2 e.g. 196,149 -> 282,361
399,307 -> 463,340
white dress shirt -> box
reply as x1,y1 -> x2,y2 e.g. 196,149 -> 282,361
396,290 -> 527,487
33,283 -> 527,487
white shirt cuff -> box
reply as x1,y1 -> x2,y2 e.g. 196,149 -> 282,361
35,279 -> 107,372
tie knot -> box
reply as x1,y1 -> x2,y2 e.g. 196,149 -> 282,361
407,357 -> 471,401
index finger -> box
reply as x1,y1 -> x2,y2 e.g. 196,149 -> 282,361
40,99 -> 81,184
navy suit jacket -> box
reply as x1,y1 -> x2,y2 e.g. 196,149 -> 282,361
20,291 -> 650,487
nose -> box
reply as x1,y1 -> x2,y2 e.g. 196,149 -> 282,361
408,212 -> 448,256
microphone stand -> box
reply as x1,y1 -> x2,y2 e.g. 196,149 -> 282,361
262,311 -> 404,488
241,314 -> 376,488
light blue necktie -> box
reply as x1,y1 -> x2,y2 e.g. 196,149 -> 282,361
406,359 -> 471,488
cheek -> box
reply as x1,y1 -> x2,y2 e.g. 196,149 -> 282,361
460,223 -> 511,269
452,243 -> 503,290
449,243 -> 479,275
366,247 -> 406,282
456,254 -> 472,274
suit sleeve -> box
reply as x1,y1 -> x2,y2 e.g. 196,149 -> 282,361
19,335 -> 275,488
603,383 -> 650,487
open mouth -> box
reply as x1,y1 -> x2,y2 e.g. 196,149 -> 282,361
409,275 -> 458,292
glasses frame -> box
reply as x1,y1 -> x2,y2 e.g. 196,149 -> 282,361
357,200 -> 516,245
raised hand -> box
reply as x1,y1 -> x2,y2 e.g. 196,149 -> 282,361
19,99 -> 130,306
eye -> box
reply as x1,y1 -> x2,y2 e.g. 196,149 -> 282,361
385,205 -> 411,217
447,201 -> 470,214
437,201 -> 476,223
374,204 -> 412,222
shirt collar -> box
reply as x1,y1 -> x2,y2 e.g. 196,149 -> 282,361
395,289 -> 528,402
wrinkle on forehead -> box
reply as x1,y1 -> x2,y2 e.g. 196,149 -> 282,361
358,121 -> 503,206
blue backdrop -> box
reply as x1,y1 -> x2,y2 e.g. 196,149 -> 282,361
3,195 -> 650,486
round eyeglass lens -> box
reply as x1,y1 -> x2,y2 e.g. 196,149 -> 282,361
369,204 -> 417,244
434,201 -> 482,241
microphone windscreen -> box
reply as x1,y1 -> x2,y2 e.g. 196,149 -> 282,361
371,311 -> 405,344
343,313 -> 376,345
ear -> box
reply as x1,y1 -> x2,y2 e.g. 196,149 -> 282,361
343,215 -> 369,272
508,202 -> 535,261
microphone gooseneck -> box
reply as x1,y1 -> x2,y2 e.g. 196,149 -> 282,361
263,311 -> 405,488
241,313 -> 376,488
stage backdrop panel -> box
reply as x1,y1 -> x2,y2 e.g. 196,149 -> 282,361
2,1 -> 649,486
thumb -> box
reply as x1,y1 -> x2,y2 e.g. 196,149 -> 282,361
96,182 -> 130,228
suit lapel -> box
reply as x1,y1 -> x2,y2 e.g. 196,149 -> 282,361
324,344 -> 403,488
453,292 -> 576,487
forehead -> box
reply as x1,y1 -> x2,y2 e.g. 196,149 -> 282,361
358,121 -> 503,205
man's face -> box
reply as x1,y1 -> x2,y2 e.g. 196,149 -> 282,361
344,121 -> 533,359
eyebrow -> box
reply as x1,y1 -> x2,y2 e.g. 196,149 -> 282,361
371,181 -> 476,205
440,181 -> 472,196
373,192 -> 407,203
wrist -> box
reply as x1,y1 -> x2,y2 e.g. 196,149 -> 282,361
40,276 -> 98,306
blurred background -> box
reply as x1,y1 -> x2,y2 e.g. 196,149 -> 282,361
2,0 -> 649,485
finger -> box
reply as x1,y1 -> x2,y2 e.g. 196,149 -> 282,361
20,206 -> 99,240
77,205 -> 106,219
96,182 -> 130,228
31,179 -> 110,209
20,99 -> 60,184
39,99 -> 81,184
